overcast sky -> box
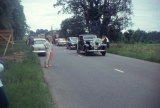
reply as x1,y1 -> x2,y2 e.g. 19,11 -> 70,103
21,0 -> 160,32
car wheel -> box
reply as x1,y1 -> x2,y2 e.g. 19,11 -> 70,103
85,48 -> 88,56
77,48 -> 80,53
101,52 -> 106,56
69,46 -> 71,50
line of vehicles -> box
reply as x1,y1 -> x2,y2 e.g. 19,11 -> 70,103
30,34 -> 107,56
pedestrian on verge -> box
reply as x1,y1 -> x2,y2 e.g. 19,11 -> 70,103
102,35 -> 109,49
44,35 -> 53,68
0,60 -> 9,108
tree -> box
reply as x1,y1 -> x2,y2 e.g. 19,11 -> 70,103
29,30 -> 36,36
12,0 -> 28,40
54,0 -> 133,38
108,26 -> 122,42
0,0 -> 28,40
36,29 -> 49,35
147,31 -> 160,44
0,0 -> 13,29
132,29 -> 146,43
60,16 -> 86,38
123,29 -> 134,43
122,29 -> 160,44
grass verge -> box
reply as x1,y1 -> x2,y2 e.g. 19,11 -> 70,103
0,41 -> 54,108
107,43 -> 160,63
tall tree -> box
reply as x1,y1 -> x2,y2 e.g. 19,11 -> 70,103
54,0 -> 133,37
12,0 -> 28,39
0,0 -> 13,29
0,0 -> 28,40
60,16 -> 85,38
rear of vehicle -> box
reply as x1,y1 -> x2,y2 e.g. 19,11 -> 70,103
57,38 -> 66,46
67,37 -> 78,49
30,38 -> 47,55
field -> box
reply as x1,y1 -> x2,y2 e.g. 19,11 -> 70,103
107,43 -> 160,63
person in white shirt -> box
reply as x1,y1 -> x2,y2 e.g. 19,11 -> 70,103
44,35 -> 53,68
0,61 -> 9,108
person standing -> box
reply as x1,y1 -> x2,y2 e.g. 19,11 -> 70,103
102,35 -> 109,48
44,35 -> 53,68
106,36 -> 109,49
0,61 -> 9,108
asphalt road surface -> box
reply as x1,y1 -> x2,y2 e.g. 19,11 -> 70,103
40,45 -> 160,108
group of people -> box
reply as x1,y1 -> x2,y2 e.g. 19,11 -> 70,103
0,60 -> 9,108
102,35 -> 109,48
26,36 -> 33,45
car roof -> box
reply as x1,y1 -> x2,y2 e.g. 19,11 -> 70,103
69,37 -> 78,39
79,34 -> 97,37
58,38 -> 65,39
33,38 -> 46,40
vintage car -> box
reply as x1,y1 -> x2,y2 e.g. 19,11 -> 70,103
56,38 -> 66,46
77,34 -> 107,56
30,38 -> 47,55
66,37 -> 78,50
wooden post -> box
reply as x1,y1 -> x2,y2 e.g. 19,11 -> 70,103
3,34 -> 12,56
0,30 -> 14,56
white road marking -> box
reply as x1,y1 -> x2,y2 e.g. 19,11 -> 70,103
78,55 -> 82,57
114,69 -> 124,73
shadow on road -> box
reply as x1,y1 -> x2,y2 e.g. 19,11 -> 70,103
75,52 -> 106,57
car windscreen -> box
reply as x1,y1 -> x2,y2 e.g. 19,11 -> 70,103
70,37 -> 78,42
34,40 -> 46,44
59,38 -> 65,41
83,36 -> 97,40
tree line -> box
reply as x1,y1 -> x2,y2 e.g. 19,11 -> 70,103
54,0 -> 133,37
122,29 -> 160,44
58,16 -> 160,44
54,0 -> 160,44
0,0 -> 28,40
29,29 -> 49,37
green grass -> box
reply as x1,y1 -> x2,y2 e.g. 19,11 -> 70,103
0,41 -> 29,56
107,43 -> 160,63
0,41 -> 54,108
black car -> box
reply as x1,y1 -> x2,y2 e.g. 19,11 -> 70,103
66,37 -> 78,50
77,34 -> 107,56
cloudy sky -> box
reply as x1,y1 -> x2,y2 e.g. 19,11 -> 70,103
21,0 -> 160,32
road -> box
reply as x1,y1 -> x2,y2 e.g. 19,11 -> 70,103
39,45 -> 160,108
